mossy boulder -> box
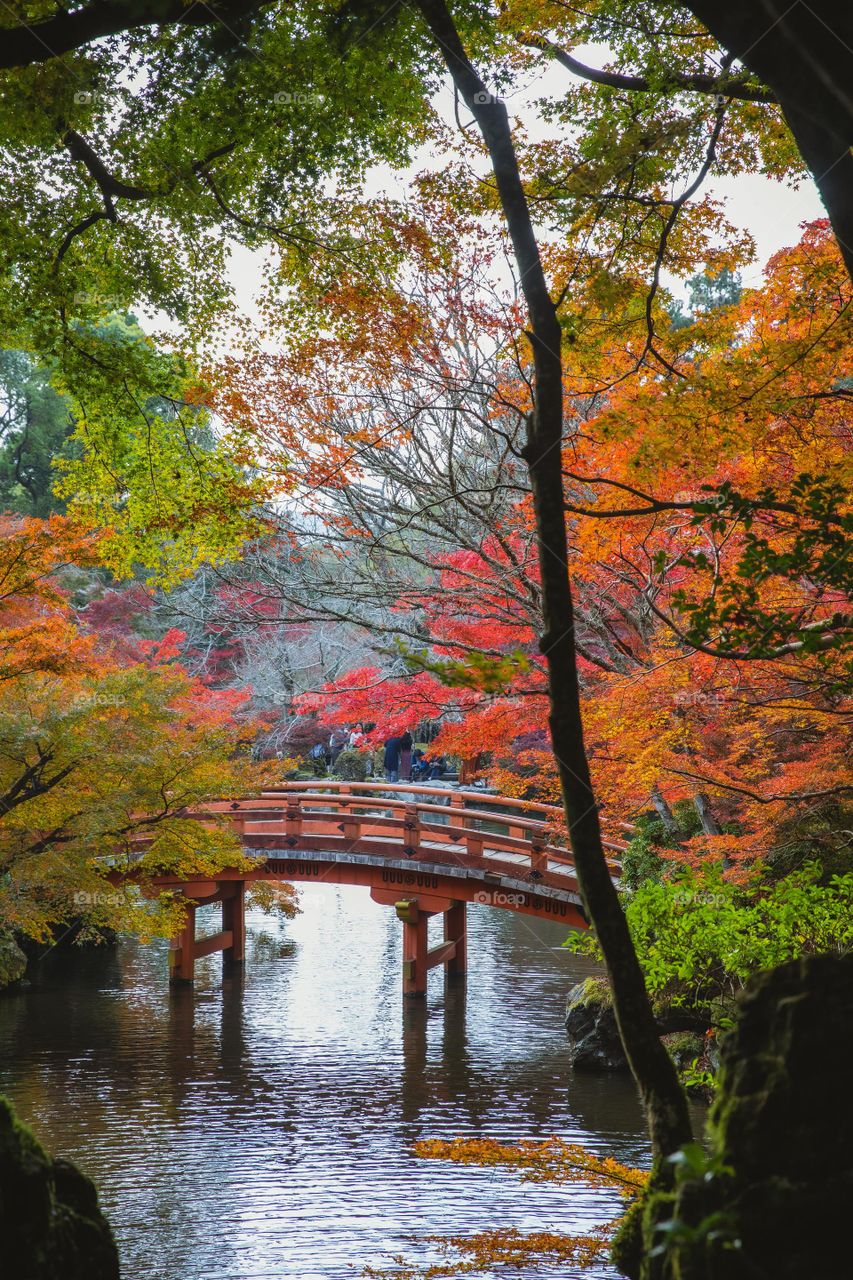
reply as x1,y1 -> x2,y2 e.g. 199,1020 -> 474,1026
0,931 -> 27,990
565,977 -> 631,1071
617,952 -> 853,1279
0,1094 -> 119,1279
566,979 -> 712,1074
660,1032 -> 705,1071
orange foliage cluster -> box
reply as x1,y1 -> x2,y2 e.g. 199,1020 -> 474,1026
413,1136 -> 647,1196
362,1136 -> 643,1278
363,1228 -> 612,1278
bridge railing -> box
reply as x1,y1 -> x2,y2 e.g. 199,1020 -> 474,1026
188,782 -> 623,888
258,781 -> 627,858
125,782 -> 625,988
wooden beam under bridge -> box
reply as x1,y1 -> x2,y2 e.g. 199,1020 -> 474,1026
167,881 -> 246,985
380,891 -> 467,998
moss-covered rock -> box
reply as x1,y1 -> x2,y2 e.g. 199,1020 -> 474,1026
0,931 -> 27,990
565,979 -> 713,1075
617,952 -> 853,1280
611,1164 -> 676,1280
0,1094 -> 119,1279
565,976 -> 631,1071
661,1032 -> 705,1072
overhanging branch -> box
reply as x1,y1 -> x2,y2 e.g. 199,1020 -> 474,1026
0,0 -> 265,71
523,33 -> 776,104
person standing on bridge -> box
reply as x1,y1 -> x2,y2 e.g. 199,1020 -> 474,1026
383,733 -> 401,783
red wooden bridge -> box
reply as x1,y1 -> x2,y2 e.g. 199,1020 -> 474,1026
138,782 -> 624,996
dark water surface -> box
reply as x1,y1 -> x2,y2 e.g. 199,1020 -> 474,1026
0,887 -> 652,1279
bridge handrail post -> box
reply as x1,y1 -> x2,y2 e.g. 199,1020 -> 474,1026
285,798 -> 303,841
462,814 -> 485,861
341,794 -> 361,845
403,802 -> 421,858
530,840 -> 548,876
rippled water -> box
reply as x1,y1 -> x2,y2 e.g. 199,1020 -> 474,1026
0,886 -> 654,1279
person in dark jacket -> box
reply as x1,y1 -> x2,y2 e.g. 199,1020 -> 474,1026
398,730 -> 413,782
383,734 -> 401,783
427,754 -> 446,781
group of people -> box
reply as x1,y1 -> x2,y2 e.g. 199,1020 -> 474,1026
383,733 -> 446,783
411,748 -> 447,782
308,724 -> 367,771
382,731 -> 413,783
310,723 -> 447,783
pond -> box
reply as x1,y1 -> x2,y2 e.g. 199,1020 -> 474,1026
0,886 -> 653,1279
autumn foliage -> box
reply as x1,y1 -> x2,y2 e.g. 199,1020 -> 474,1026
364,1137 -> 646,1278
0,514 -> 259,941
277,220 -> 851,878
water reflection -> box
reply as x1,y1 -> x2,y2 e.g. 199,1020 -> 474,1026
0,884 -> 653,1279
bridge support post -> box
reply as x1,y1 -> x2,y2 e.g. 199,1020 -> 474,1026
169,904 -> 196,984
444,900 -> 466,978
401,911 -> 429,998
396,897 -> 468,997
222,882 -> 246,966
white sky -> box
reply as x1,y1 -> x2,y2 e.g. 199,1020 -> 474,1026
224,49 -> 826,324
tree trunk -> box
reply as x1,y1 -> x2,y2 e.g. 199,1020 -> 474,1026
694,792 -> 722,837
415,0 -> 692,1159
694,791 -> 732,870
683,0 -> 853,282
651,784 -> 679,836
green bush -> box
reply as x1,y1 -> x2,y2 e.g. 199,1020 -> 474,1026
621,804 -> 705,890
567,864 -> 853,1012
331,748 -> 372,781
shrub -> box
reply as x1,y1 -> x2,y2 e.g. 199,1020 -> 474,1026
331,748 -> 372,781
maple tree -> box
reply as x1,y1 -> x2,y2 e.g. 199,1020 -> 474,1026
263,205 -> 851,1196
273,215 -> 849,878
0,514 -> 261,943
0,0 -> 845,575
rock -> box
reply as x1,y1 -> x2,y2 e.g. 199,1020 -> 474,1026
565,977 -> 630,1072
615,952 -> 853,1280
565,978 -> 715,1075
700,951 -> 853,1279
0,1093 -> 119,1280
0,931 -> 27,991
660,1031 -> 706,1073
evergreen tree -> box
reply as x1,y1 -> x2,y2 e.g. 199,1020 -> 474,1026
0,351 -> 74,517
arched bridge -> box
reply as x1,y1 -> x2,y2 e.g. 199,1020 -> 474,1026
137,782 -> 624,996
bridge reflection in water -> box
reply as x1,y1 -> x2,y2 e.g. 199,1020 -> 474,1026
123,782 -> 624,996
